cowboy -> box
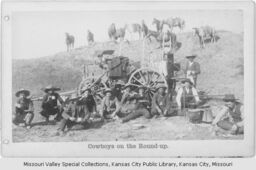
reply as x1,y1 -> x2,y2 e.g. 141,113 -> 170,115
99,88 -> 119,119
40,85 -> 64,122
137,85 -> 151,110
120,83 -> 136,105
120,94 -> 151,123
212,94 -> 244,135
112,80 -> 125,101
151,84 -> 172,117
13,89 -> 34,129
184,55 -> 200,87
113,83 -> 137,118
176,79 -> 201,110
59,88 -> 96,133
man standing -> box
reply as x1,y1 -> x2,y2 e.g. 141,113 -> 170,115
212,94 -> 244,135
184,55 -> 200,87
99,88 -> 119,119
59,88 -> 96,133
13,89 -> 34,129
176,79 -> 201,111
151,84 -> 172,117
40,85 -> 64,122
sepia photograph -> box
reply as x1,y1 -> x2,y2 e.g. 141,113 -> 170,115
1,1 -> 254,157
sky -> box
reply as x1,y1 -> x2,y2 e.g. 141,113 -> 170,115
12,10 -> 243,59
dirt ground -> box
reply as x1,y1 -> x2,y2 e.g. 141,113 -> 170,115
12,100 -> 243,142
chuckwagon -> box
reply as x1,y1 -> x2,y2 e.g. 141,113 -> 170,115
77,49 -> 180,103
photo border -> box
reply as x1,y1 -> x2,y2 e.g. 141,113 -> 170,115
1,0 -> 255,157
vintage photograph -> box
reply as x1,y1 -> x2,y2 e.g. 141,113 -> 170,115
11,10 -> 244,142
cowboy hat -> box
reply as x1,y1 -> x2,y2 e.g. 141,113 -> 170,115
181,79 -> 193,85
15,88 -> 30,97
186,55 -> 197,59
223,94 -> 239,102
44,85 -> 61,93
156,84 -> 167,91
103,88 -> 112,95
122,83 -> 134,90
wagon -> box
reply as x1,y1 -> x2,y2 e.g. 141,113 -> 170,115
78,50 -> 169,102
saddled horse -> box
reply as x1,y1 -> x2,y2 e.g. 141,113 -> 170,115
65,33 -> 75,52
152,18 -> 164,33
87,30 -> 94,45
162,17 -> 185,31
193,26 -> 216,48
108,23 -> 128,43
115,26 -> 127,42
125,23 -> 142,39
146,30 -> 177,49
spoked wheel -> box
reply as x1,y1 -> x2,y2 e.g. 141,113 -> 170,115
78,76 -> 108,103
128,67 -> 168,100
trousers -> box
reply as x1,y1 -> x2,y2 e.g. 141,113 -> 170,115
121,108 -> 151,123
13,108 -> 34,125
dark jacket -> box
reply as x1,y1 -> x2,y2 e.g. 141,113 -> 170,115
16,98 -> 34,113
62,95 -> 96,121
42,93 -> 64,109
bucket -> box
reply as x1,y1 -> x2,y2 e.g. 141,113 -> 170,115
187,109 -> 203,123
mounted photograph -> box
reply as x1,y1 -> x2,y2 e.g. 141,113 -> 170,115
1,1 -> 254,157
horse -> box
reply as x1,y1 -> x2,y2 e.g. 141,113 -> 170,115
115,26 -> 127,41
193,26 -> 216,48
125,23 -> 142,40
87,30 -> 94,46
108,23 -> 117,41
162,17 -> 185,31
141,20 -> 149,38
152,18 -> 164,33
108,23 -> 129,44
146,30 -> 177,49
65,33 -> 75,52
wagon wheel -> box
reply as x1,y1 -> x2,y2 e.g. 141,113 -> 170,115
128,67 -> 168,101
78,76 -> 107,103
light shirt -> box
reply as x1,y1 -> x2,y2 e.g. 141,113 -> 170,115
176,86 -> 200,107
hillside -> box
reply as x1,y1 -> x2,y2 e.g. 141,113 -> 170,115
13,31 -> 244,100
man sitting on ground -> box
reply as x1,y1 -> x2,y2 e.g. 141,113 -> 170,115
40,85 -> 64,122
119,94 -> 151,123
13,89 -> 34,129
176,79 -> 201,115
212,94 -> 244,135
58,88 -> 96,133
99,88 -> 119,119
151,84 -> 173,117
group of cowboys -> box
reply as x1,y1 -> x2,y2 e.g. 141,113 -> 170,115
13,54 -> 244,135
